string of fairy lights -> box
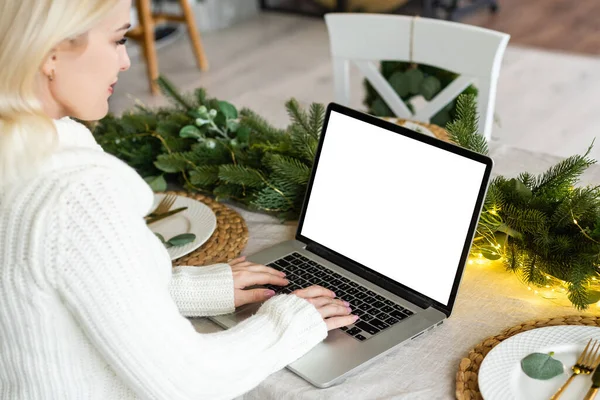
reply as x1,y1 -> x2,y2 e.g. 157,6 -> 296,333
468,206 -> 600,309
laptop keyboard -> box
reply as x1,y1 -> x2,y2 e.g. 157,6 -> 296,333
264,252 -> 414,342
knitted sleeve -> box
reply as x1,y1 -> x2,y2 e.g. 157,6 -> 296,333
169,264 -> 236,317
52,169 -> 327,400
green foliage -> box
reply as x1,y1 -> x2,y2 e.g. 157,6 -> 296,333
446,95 -> 488,156
455,95 -> 600,310
363,61 -> 478,128
93,76 -> 320,219
521,352 -> 564,380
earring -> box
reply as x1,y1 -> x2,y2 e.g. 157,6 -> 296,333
48,70 -> 55,82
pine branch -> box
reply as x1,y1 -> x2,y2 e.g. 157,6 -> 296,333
517,172 -> 536,190
218,165 -> 265,188
213,184 -> 249,203
308,103 -> 325,139
551,187 -> 600,228
503,204 -> 548,234
240,108 -> 286,142
189,143 -> 232,165
266,154 -> 311,185
285,99 -> 312,135
567,261 -> 591,310
154,152 -> 191,173
445,94 -> 489,155
251,178 -> 300,213
195,88 -> 207,105
290,125 -> 318,162
189,165 -> 219,186
156,75 -> 194,111
533,144 -> 596,196
522,254 -> 545,285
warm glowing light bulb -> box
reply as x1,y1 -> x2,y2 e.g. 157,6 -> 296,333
574,219 -> 578,224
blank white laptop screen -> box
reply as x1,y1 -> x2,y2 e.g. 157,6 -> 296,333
300,111 -> 487,306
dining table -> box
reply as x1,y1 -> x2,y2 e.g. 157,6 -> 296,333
188,142 -> 600,399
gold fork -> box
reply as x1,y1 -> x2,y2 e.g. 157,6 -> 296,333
147,193 -> 177,217
551,339 -> 600,399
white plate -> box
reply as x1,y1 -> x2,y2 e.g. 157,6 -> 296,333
400,121 -> 437,138
479,325 -> 600,400
381,117 -> 438,138
149,194 -> 217,261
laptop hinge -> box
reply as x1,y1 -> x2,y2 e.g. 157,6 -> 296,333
305,243 -> 432,310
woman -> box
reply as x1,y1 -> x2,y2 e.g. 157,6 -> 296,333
0,0 -> 357,399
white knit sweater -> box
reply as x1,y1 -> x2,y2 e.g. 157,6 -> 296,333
0,118 -> 327,399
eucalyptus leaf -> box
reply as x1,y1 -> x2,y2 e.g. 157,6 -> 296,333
143,175 -> 167,192
496,223 -> 523,239
585,290 -> 600,304
180,125 -> 203,139
509,178 -> 533,199
480,245 -> 502,261
227,119 -> 240,133
405,68 -> 424,95
419,76 -> 441,101
167,233 -> 197,247
214,113 -> 227,130
218,101 -> 238,120
521,352 -> 564,380
495,231 -> 508,248
154,232 -> 166,243
388,71 -> 410,98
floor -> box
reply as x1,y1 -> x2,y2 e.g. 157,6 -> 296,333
463,0 -> 600,56
110,12 -> 600,162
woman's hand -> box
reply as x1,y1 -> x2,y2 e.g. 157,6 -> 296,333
292,286 -> 358,331
229,256 -> 288,307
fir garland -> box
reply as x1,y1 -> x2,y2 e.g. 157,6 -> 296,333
93,77 -> 600,310
448,95 -> 600,310
94,76 -> 321,220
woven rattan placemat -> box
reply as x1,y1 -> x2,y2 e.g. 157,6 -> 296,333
456,315 -> 600,400
160,191 -> 248,267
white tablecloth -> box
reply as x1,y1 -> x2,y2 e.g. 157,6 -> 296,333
188,144 -> 599,399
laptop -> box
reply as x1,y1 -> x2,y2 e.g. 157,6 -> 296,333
210,102 -> 493,388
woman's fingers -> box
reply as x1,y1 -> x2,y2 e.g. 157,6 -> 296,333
317,303 -> 352,319
228,256 -> 246,266
325,315 -> 359,331
231,263 -> 286,278
292,285 -> 336,300
232,270 -> 288,289
305,297 -> 348,308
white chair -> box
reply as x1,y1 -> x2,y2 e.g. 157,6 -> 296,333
324,13 -> 510,140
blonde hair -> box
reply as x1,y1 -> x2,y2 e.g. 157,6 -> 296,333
0,0 -> 119,187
